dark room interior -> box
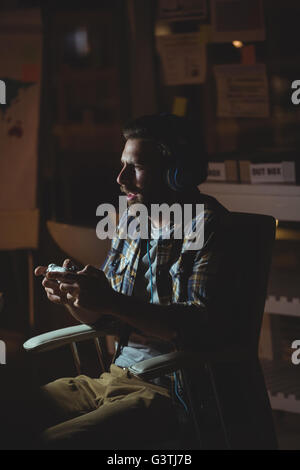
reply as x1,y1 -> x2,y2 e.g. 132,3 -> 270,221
0,0 -> 300,452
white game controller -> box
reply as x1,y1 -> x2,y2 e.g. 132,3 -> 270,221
46,263 -> 77,273
46,264 -> 78,284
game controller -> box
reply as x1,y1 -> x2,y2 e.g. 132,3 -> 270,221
46,263 -> 77,273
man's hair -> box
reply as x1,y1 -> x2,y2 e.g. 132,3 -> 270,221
122,113 -> 208,185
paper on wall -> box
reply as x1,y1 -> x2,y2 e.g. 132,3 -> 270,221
158,0 -> 207,21
0,9 -> 42,211
172,96 -> 188,116
250,162 -> 296,184
207,162 -> 226,181
211,0 -> 265,43
214,64 -> 269,118
157,33 -> 206,85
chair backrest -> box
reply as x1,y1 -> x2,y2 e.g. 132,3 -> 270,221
186,211 -> 277,449
211,211 -> 276,352
47,220 -> 111,268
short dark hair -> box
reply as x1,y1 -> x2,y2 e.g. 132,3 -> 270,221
122,113 -> 208,185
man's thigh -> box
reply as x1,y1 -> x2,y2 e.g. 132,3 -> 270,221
41,374 -> 103,425
41,383 -> 178,449
41,365 -> 178,449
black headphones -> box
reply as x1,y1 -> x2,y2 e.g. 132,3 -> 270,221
157,113 -> 208,192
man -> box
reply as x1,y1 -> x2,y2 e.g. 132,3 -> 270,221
33,114 -> 228,449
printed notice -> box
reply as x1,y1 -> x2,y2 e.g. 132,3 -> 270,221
157,33 -> 206,85
158,0 -> 207,21
250,162 -> 296,184
0,9 -> 42,211
214,64 -> 269,118
207,162 -> 226,181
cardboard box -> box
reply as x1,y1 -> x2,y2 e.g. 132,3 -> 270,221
207,160 -> 238,182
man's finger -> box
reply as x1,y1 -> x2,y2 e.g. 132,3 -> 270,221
63,259 -> 75,269
46,292 -> 63,304
78,264 -> 99,276
66,293 -> 75,301
46,271 -> 79,283
42,278 -> 59,289
44,283 -> 61,297
34,266 -> 47,276
59,283 -> 79,296
45,287 -> 55,295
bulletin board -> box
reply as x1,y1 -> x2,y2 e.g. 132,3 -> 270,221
0,9 -> 42,212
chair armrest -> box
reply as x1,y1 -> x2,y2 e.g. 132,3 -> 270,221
128,351 -> 193,380
23,324 -> 105,354
128,347 -> 251,381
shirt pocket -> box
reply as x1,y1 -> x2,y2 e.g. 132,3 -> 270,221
169,253 -> 195,303
169,256 -> 184,302
105,250 -> 130,292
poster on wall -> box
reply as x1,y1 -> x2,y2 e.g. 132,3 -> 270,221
214,64 -> 269,118
158,0 -> 207,21
0,9 -> 42,211
157,33 -> 206,85
211,0 -> 265,43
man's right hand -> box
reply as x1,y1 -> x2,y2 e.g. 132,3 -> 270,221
34,259 -> 76,306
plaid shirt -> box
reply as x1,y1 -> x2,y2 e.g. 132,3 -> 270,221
99,193 -> 229,346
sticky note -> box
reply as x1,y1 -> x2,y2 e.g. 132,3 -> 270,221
172,97 -> 187,117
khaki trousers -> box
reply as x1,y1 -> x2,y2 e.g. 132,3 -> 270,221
39,364 -> 179,449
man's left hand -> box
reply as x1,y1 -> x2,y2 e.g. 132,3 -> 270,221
46,265 -> 116,318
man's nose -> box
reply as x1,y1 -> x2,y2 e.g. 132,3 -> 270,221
116,165 -> 130,186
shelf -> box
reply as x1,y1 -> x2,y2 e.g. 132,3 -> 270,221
262,360 -> 300,414
199,182 -> 300,222
266,296 -> 300,318
276,228 -> 300,241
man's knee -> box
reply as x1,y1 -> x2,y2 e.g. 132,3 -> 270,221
41,375 -> 97,423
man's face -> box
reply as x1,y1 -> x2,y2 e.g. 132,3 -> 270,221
117,138 -> 167,208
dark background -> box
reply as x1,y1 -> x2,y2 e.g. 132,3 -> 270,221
0,0 -> 300,448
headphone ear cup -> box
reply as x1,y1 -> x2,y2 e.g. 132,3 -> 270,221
166,165 -> 200,191
166,167 -> 178,191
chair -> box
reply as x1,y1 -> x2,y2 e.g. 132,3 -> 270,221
23,212 -> 278,449
46,220 -> 111,268
45,220 -> 113,367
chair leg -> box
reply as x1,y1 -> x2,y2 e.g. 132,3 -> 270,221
93,337 -> 106,372
70,342 -> 81,375
28,250 -> 35,330
206,363 -> 231,449
180,368 -> 204,449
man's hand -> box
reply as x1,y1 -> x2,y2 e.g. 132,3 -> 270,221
34,259 -> 76,306
35,260 -> 115,324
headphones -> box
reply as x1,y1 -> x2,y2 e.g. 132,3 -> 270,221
157,114 -> 208,192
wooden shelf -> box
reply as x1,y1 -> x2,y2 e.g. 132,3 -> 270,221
276,228 -> 300,241
262,360 -> 300,414
266,296 -> 300,318
199,182 -> 300,222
